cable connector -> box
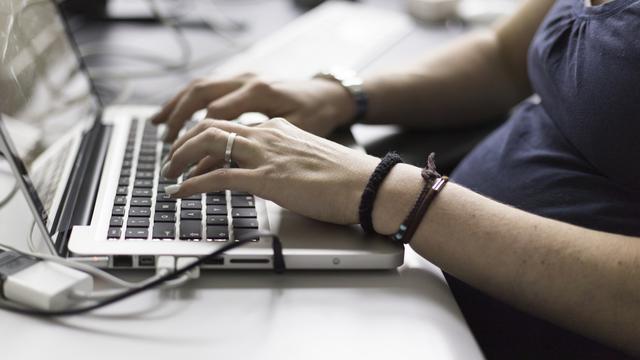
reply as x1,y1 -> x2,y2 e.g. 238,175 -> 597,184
0,250 -> 92,311
176,257 -> 200,280
156,256 -> 175,276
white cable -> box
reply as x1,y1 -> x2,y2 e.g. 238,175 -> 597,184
68,270 -> 193,300
0,180 -> 18,208
79,0 -> 249,81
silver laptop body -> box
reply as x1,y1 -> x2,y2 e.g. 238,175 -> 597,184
0,0 -> 403,269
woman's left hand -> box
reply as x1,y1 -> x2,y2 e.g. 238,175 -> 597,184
161,117 -> 379,225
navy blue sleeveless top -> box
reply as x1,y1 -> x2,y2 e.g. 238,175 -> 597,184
453,0 -> 640,236
449,0 -> 640,356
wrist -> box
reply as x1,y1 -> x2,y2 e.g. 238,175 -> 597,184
371,163 -> 424,235
313,69 -> 367,126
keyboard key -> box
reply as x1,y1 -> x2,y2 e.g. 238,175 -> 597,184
159,177 -> 177,185
181,200 -> 201,209
137,163 -> 155,171
231,208 -> 257,218
118,177 -> 130,186
207,191 -> 226,196
153,223 -> 176,239
156,193 -> 175,202
138,155 -> 155,163
120,168 -> 131,177
125,228 -> 149,239
136,171 -> 155,179
110,217 -> 124,227
156,202 -> 176,212
155,212 -> 176,222
127,217 -> 150,227
134,179 -> 153,188
131,197 -> 151,207
180,220 -> 202,239
206,195 -> 225,205
122,160 -> 133,168
139,148 -> 156,156
108,227 -> 122,238
184,194 -> 202,200
207,205 -> 227,215
129,207 -> 151,217
234,228 -> 259,242
206,226 -> 229,240
133,188 -> 152,197
114,196 -> 127,205
231,196 -> 255,208
233,218 -> 259,229
116,186 -> 128,195
181,210 -> 202,220
207,215 -> 228,226
112,206 -> 125,216
231,191 -> 251,196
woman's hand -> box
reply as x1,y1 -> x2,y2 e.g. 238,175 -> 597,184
161,117 -> 379,225
151,73 -> 356,142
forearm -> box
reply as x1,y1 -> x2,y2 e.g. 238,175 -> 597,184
372,164 -> 640,354
362,31 -> 528,128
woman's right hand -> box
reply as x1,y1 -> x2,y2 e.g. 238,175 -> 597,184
151,73 -> 357,142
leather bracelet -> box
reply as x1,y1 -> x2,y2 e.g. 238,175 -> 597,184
359,152 -> 404,235
392,153 -> 448,244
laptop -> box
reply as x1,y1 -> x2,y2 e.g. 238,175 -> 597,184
0,0 -> 405,269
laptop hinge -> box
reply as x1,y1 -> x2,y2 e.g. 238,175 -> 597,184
53,122 -> 112,256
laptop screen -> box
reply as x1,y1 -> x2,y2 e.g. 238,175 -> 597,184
0,0 -> 100,223
0,0 -> 99,161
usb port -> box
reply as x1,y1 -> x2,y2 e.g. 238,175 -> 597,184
113,255 -> 133,268
138,256 -> 155,267
203,257 -> 224,265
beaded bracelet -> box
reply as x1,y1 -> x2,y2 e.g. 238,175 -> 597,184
392,153 -> 448,244
359,152 -> 404,234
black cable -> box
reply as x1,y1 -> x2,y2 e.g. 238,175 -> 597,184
0,231 -> 285,317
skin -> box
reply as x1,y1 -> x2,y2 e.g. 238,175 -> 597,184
152,0 -> 640,355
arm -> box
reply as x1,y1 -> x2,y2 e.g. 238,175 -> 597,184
362,0 -> 555,128
162,116 -> 639,356
151,0 -> 555,139
372,164 -> 640,355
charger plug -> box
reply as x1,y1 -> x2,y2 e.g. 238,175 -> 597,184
0,250 -> 93,311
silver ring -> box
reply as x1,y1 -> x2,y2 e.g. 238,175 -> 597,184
224,132 -> 237,168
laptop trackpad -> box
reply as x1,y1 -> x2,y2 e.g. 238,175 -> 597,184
265,201 -> 403,265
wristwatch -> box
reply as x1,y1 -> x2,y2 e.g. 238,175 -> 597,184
314,68 -> 369,121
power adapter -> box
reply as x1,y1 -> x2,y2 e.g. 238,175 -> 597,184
0,249 -> 93,311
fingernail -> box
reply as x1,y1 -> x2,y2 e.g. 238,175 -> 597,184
164,184 -> 181,195
161,154 -> 169,165
161,161 -> 171,178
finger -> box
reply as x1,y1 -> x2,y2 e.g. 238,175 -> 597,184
168,119 -> 254,160
165,168 -> 259,198
150,87 -> 188,125
163,80 -> 245,142
188,156 -> 223,178
205,81 -> 277,120
163,128 -> 254,179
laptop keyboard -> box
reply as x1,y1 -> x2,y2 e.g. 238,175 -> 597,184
108,119 -> 260,242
